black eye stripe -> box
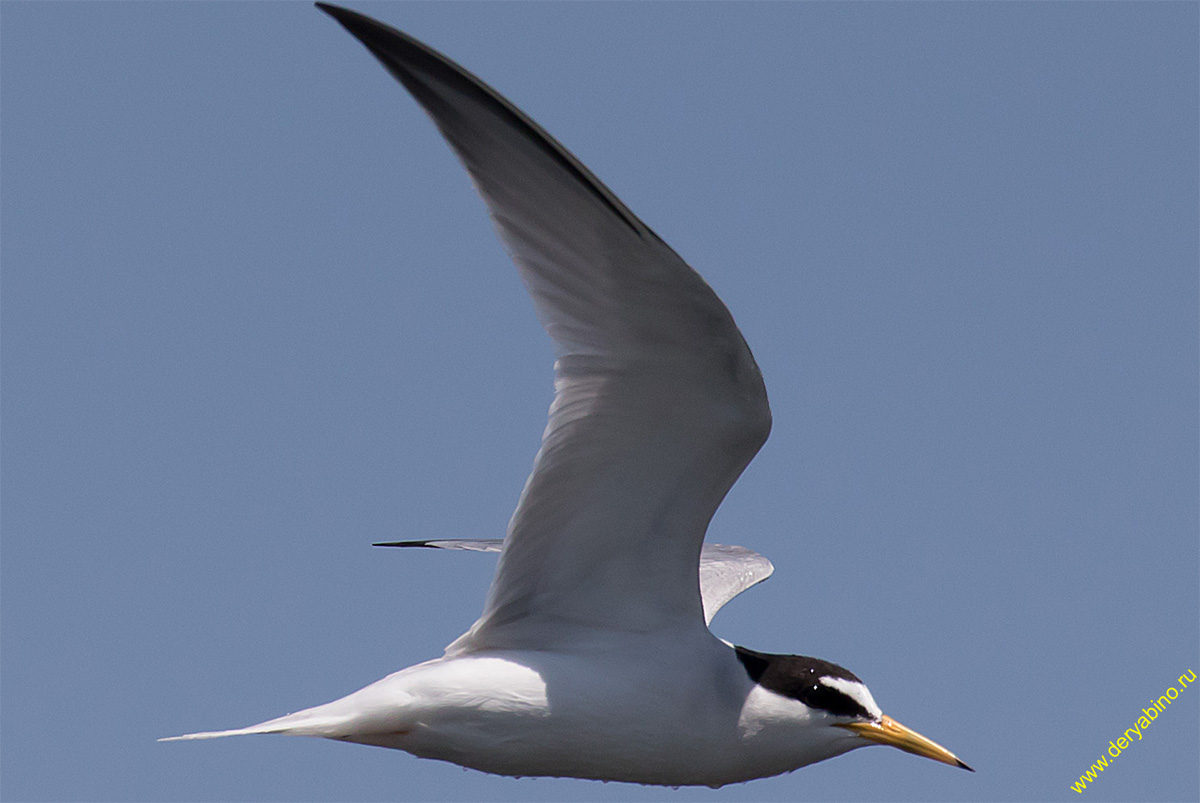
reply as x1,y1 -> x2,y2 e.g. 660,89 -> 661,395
734,646 -> 872,720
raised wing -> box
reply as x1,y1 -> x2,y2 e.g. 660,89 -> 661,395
377,540 -> 775,625
320,5 -> 771,652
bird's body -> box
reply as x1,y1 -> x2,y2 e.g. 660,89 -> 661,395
163,3 -> 971,786
172,627 -> 872,787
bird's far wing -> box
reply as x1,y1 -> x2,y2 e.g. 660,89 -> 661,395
697,544 -> 775,625
320,5 -> 771,653
375,538 -> 505,553
376,541 -> 774,626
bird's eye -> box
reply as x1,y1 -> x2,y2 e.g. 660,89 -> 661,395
804,681 -> 873,720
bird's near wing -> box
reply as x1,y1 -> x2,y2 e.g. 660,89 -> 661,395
376,540 -> 775,625
320,4 -> 771,652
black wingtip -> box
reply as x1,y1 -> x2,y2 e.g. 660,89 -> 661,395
314,2 -> 342,20
315,3 -> 378,33
372,540 -> 433,548
956,758 -> 975,772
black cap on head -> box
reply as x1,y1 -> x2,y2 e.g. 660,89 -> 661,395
735,646 -> 873,720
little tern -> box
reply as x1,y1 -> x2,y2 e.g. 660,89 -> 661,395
163,3 -> 973,786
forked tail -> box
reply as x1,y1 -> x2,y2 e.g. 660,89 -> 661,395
159,707 -> 349,742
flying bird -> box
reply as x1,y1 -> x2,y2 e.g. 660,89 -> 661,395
163,3 -> 972,787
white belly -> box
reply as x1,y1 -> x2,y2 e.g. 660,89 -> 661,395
307,630 -> 803,787
274,627 -> 860,787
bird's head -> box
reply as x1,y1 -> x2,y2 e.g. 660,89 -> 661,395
735,646 -> 973,772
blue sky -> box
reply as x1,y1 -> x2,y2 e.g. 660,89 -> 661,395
2,2 -> 1196,801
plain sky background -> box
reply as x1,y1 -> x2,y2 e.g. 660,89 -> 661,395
2,2 -> 1197,801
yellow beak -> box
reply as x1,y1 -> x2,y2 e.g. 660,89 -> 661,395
836,715 -> 973,771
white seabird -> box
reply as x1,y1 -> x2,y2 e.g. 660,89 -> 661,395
162,3 -> 972,787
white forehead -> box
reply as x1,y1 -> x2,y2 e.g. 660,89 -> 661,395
820,676 -> 883,720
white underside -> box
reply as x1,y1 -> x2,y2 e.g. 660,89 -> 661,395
164,627 -> 866,787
